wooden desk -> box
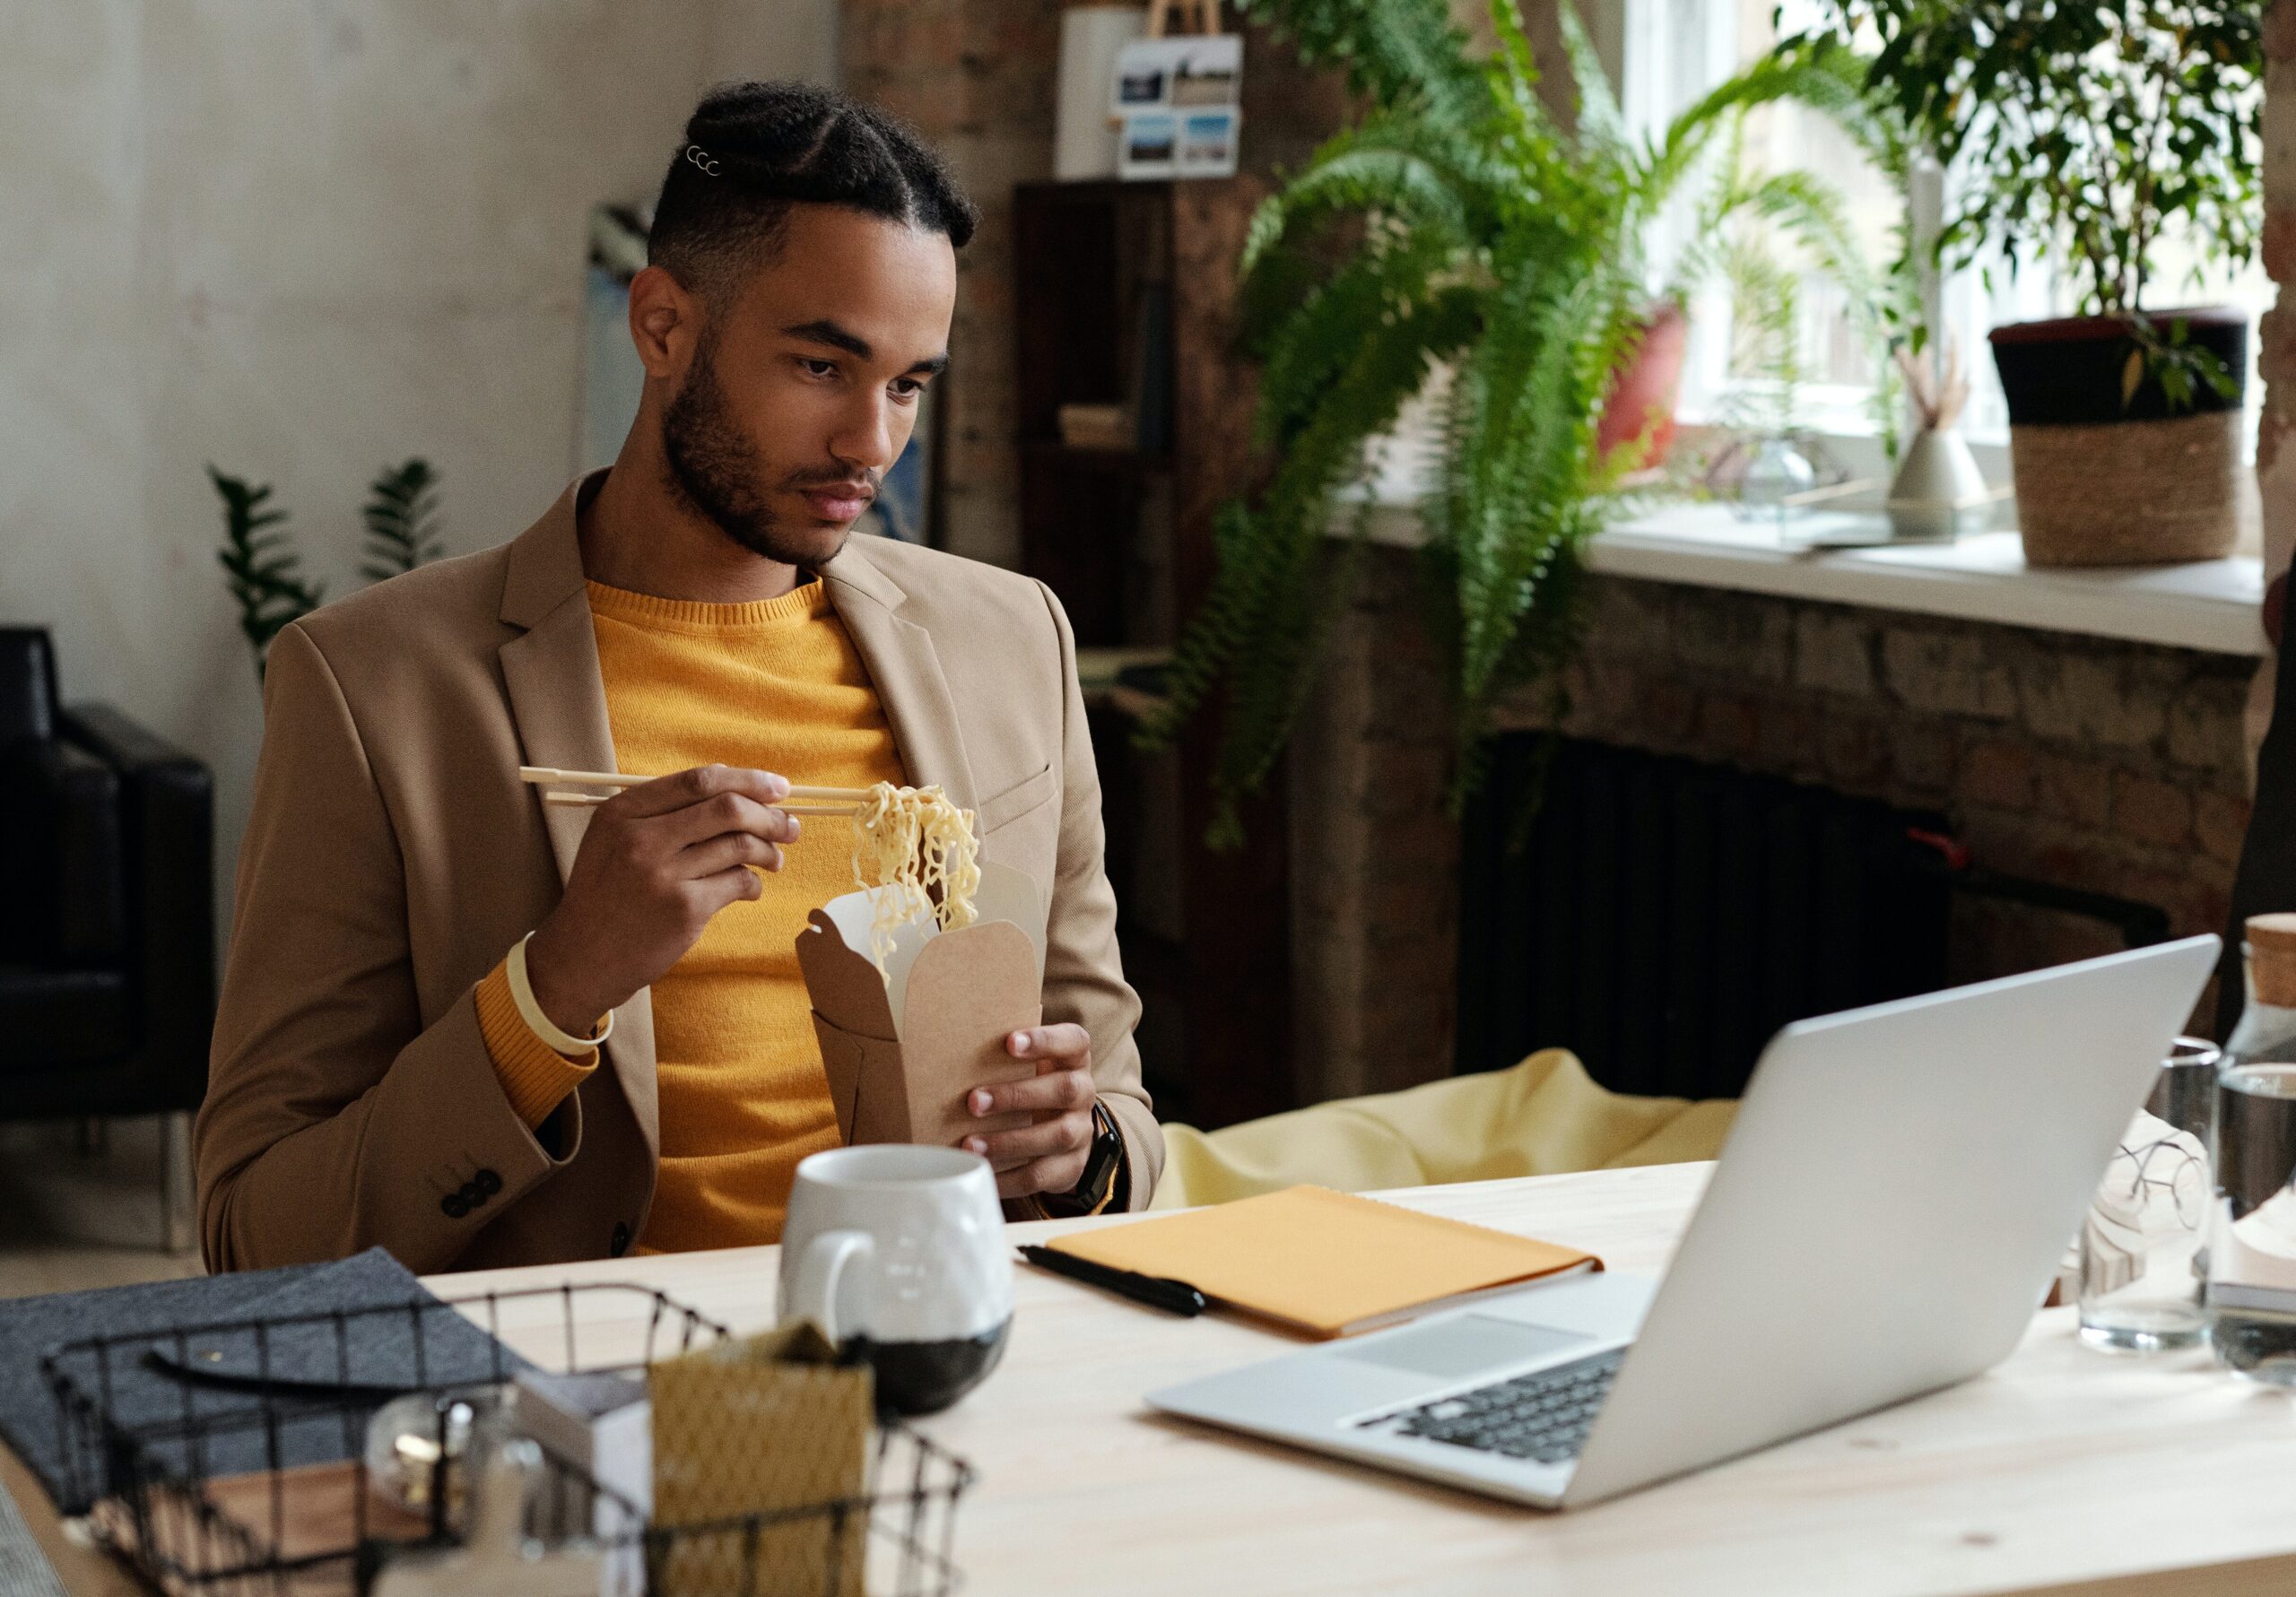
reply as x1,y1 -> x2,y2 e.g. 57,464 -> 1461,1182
13,1164 -> 2296,1595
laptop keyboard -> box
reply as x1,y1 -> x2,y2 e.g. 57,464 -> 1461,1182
1360,1348 -> 1626,1465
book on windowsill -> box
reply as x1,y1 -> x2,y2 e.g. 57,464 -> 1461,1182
1040,1185 -> 1601,1339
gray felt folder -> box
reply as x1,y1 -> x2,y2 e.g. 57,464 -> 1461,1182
0,1247 -> 528,1514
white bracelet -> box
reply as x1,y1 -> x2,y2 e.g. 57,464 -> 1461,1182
507,933 -> 613,1055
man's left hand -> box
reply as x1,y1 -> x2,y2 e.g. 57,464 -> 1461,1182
962,1023 -> 1097,1201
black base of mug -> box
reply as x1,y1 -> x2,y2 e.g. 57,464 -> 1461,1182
851,1319 -> 1011,1416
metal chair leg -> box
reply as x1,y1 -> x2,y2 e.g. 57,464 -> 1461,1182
157,1112 -> 189,1254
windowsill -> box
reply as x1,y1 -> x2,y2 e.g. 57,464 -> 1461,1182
1349,496 -> 2267,659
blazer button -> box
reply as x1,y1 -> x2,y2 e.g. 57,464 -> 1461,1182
441,1193 -> 470,1219
460,1181 -> 486,1209
474,1168 -> 502,1196
610,1221 -> 631,1257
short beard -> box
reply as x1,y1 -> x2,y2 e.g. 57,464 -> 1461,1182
659,329 -> 846,567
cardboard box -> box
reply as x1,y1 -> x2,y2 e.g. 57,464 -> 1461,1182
796,862 -> 1049,1151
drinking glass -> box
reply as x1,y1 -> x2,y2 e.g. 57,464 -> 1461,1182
2078,1037 -> 2217,1352
2208,1059 -> 2296,1383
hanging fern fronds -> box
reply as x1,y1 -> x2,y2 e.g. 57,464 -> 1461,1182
360,457 -> 445,582
211,465 -> 324,683
1233,0 -> 1486,134
1152,0 -> 1914,845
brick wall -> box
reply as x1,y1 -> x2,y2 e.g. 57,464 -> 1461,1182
841,0 -> 1344,567
1290,544 -> 2260,1102
2264,1 -> 2296,587
1535,580 -> 2256,986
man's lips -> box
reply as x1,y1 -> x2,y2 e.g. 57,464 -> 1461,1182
798,482 -> 875,521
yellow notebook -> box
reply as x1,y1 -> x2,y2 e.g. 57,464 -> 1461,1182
1044,1185 -> 1600,1338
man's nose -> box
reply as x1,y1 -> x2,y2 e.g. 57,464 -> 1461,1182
828,392 -> 899,473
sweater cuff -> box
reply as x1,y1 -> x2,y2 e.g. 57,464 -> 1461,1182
476,957 -> 599,1130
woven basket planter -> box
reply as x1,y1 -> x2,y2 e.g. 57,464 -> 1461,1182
1989,309 -> 2248,568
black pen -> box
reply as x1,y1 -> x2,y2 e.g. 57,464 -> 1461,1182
1017,1245 -> 1208,1316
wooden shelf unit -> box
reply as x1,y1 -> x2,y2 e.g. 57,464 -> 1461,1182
1011,177 -> 1292,1131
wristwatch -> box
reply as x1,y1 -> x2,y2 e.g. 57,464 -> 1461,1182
1039,1101 -> 1126,1218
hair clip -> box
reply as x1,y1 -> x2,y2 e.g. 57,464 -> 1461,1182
683,144 -> 720,177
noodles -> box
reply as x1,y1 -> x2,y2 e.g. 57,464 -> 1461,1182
847,782 -> 981,971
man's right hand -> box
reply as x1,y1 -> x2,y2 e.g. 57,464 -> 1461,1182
524,764 -> 802,1037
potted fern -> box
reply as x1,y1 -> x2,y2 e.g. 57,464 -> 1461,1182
1144,0 -> 1906,842
213,458 -> 444,681
1805,3 -> 2263,567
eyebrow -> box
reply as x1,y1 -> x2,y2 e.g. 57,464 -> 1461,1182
782,318 -> 948,377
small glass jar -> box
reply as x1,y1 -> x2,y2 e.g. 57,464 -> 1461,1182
2077,1037 -> 2217,1352
2207,916 -> 2296,1384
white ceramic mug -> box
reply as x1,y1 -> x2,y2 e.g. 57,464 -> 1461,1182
778,1145 -> 1013,1414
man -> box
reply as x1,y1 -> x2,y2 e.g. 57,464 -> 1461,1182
196,82 -> 1160,1273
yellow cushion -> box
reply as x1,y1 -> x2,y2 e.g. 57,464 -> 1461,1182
1151,1049 -> 1737,1210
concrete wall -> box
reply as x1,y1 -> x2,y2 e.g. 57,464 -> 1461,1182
0,1 -> 836,949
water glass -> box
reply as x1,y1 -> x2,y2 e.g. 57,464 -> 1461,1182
2208,1059 -> 2296,1382
2078,1037 -> 2218,1352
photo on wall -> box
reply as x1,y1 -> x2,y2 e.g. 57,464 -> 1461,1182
1110,35 -> 1242,183
1108,35 -> 1241,114
1177,108 -> 1240,177
1119,113 -> 1180,177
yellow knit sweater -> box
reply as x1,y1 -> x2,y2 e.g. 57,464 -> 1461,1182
476,576 -> 907,1252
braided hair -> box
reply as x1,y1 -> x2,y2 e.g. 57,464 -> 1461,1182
648,82 -> 978,302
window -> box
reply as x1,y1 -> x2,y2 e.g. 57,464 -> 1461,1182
1613,0 -> 2273,469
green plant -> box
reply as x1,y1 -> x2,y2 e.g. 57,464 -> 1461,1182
211,457 -> 443,681
211,466 -> 324,683
1796,3 -> 2262,320
360,458 -> 445,581
1669,103 -> 1912,453
1140,0 -> 1904,844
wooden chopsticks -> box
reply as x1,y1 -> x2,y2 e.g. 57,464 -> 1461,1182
518,766 -> 864,816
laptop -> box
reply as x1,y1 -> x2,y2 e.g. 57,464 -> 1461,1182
1147,936 -> 2220,1508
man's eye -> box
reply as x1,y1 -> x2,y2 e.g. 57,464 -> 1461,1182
799,358 -> 838,378
890,378 -> 925,401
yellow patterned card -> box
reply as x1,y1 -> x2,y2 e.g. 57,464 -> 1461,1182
648,1320 -> 874,1597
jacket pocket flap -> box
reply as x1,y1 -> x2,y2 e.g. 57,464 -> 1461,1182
974,760 -> 1056,834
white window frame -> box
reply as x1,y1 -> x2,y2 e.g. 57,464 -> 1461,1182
1606,0 -> 2269,489
1607,0 -> 2012,488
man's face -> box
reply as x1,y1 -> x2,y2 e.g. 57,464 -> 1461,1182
657,204 -> 956,566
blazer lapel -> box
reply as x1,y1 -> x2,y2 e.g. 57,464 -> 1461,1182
495,482 -> 659,1159
822,540 -> 980,810
499,599 -> 616,886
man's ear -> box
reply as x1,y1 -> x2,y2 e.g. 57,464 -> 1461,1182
628,264 -> 703,380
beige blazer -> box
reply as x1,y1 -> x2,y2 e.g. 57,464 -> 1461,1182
196,479 -> 1161,1273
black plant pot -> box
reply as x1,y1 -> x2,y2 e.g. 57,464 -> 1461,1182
1987,308 -> 2248,568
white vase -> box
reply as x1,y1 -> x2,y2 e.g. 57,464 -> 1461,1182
1886,426 -> 1991,543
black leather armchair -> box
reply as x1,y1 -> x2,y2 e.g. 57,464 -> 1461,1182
0,628 -> 214,1241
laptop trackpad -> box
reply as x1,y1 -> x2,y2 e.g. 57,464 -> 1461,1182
1342,1315 -> 1593,1380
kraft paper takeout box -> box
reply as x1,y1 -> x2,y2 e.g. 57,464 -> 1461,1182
796,861 -> 1048,1150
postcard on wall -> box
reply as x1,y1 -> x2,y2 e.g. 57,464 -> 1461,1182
1118,112 -> 1178,178
1123,108 -> 1241,180
1175,108 -> 1240,177
1110,34 -> 1242,116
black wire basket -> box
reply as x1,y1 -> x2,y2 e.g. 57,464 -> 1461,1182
41,1281 -> 973,1595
